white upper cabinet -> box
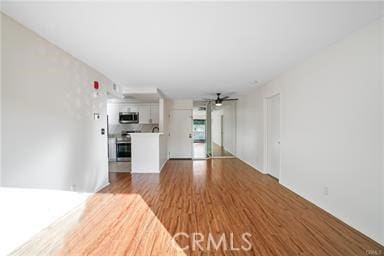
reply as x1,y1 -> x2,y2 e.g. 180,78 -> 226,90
107,103 -> 159,125
139,104 -> 159,124
138,105 -> 151,124
150,104 -> 159,124
121,105 -> 139,113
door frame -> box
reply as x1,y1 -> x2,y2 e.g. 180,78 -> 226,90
192,118 -> 208,160
264,93 -> 281,179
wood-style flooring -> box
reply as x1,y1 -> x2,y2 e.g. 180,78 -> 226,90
12,159 -> 383,255
212,143 -> 234,157
193,142 -> 207,159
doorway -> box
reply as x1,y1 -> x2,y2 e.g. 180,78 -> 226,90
192,101 -> 208,159
193,119 -> 206,158
265,94 -> 281,180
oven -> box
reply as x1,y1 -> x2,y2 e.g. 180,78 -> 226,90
116,140 -> 131,161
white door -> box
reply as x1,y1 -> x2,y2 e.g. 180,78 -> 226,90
267,94 -> 280,179
169,109 -> 193,158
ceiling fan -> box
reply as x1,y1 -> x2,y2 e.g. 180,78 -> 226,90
203,93 -> 238,106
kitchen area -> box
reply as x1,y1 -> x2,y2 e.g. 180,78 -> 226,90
107,93 -> 162,173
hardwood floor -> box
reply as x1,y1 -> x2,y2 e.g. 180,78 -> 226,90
193,142 -> 207,159
12,159 -> 383,255
212,143 -> 234,157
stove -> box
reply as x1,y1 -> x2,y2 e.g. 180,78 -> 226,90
116,130 -> 140,162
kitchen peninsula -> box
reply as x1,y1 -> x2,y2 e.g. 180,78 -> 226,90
129,132 -> 166,173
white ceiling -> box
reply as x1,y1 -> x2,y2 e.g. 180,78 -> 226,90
2,2 -> 384,99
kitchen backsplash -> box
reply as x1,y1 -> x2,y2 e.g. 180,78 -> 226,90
109,123 -> 159,134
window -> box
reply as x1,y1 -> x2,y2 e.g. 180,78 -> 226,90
193,119 -> 206,142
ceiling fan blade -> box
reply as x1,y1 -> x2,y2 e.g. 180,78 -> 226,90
222,98 -> 238,101
222,96 -> 230,100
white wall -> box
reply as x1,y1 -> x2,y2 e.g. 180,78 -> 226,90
193,109 -> 206,120
1,14 -> 114,192
237,19 -> 384,244
236,92 -> 264,170
168,99 -> 193,110
211,102 -> 237,154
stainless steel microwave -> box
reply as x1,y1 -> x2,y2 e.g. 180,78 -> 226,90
119,112 -> 139,124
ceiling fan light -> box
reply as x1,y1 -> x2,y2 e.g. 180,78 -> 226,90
215,101 -> 222,106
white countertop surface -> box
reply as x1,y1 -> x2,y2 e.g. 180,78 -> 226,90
128,132 -> 163,136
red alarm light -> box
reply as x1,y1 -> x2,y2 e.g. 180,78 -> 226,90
93,81 -> 99,90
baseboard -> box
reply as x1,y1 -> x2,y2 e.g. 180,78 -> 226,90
236,156 -> 383,245
281,180 -> 383,245
235,156 -> 266,174
159,159 -> 168,172
94,182 -> 110,193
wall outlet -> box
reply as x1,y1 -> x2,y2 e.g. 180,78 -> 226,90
323,186 -> 329,196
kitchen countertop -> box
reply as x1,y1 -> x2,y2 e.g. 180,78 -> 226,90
128,132 -> 163,136
109,132 -> 163,140
108,134 -> 120,139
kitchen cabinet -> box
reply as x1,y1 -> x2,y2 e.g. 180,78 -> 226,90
107,102 -> 159,125
138,105 -> 151,124
150,104 -> 159,124
107,104 -> 140,125
119,104 -> 139,113
139,104 -> 159,124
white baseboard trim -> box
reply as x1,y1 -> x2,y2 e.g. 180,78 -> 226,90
94,182 -> 110,193
236,156 -> 383,245
235,156 -> 266,174
159,159 -> 168,173
278,180 -> 383,245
